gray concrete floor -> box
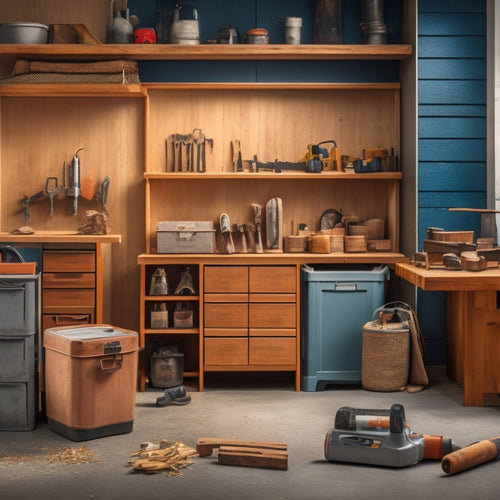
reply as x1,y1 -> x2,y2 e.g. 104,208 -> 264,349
1,368 -> 499,500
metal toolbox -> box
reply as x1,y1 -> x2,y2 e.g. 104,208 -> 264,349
44,325 -> 138,441
157,221 -> 215,253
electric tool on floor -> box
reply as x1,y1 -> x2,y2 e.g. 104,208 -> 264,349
324,403 -> 458,468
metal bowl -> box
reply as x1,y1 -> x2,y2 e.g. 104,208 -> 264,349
0,22 -> 50,44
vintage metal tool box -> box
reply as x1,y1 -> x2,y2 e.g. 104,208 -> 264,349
44,324 -> 138,441
157,221 -> 215,253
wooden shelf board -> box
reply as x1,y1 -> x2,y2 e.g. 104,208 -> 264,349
0,84 -> 146,98
143,82 -> 401,91
145,328 -> 199,335
144,171 -> 403,181
0,231 -> 121,243
145,295 -> 199,301
138,253 -> 408,266
0,44 -> 412,61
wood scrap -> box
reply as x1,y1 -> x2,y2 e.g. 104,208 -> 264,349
196,437 -> 287,457
196,437 -> 288,471
128,439 -> 198,476
218,445 -> 288,470
461,251 -> 487,272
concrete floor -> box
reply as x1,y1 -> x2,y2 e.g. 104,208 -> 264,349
1,368 -> 499,500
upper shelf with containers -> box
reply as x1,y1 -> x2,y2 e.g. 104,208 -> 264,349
0,0 -> 411,64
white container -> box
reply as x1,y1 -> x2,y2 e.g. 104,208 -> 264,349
285,17 -> 302,45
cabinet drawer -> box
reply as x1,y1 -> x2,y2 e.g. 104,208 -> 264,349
205,328 -> 247,337
204,266 -> 248,293
43,251 -> 95,272
249,303 -> 296,328
249,337 -> 297,365
249,266 -> 296,293
42,289 -> 95,308
250,293 -> 295,303
249,328 -> 296,337
43,272 -> 95,289
42,314 -> 93,331
205,338 -> 248,365
205,293 -> 247,303
204,303 -> 248,328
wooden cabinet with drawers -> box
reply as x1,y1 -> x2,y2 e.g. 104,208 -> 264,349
41,249 -> 97,331
204,265 -> 298,373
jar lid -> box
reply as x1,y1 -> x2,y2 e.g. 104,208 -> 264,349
247,28 -> 268,36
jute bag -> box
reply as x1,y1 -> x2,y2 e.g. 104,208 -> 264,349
361,302 -> 429,392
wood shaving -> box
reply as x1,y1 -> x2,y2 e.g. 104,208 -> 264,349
46,445 -> 98,465
128,439 -> 198,476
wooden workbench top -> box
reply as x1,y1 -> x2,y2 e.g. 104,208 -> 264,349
396,262 -> 500,291
0,231 -> 121,244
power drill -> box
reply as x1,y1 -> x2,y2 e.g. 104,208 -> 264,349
324,403 -> 458,468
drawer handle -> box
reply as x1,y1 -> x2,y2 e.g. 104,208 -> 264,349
100,355 -> 123,374
334,282 -> 358,291
0,282 -> 28,319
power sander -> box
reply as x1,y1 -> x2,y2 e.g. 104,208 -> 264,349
324,403 -> 458,468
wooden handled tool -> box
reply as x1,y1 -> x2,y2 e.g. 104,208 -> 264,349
441,436 -> 500,475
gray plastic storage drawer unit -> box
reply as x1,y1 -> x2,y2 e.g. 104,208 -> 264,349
300,265 -> 389,391
0,276 -> 37,335
0,274 -> 39,431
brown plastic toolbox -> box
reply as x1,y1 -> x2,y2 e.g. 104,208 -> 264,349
43,324 -> 138,441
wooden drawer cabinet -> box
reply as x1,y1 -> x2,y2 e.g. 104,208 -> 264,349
42,250 -> 97,320
204,265 -> 298,376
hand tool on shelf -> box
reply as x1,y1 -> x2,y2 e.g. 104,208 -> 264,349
232,139 -> 243,172
266,197 -> 283,252
63,147 -> 84,215
219,213 -> 235,253
238,224 -> 248,253
193,128 -> 205,172
251,203 -> 264,253
254,155 -> 306,173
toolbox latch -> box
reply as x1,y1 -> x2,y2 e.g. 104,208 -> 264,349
104,340 -> 122,354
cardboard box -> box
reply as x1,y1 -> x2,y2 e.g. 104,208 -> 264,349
157,221 -> 215,253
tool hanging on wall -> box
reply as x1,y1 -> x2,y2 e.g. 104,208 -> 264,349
64,147 -> 84,215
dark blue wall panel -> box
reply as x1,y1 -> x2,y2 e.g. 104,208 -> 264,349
418,0 -> 487,365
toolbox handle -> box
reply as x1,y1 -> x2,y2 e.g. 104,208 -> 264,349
100,355 -> 123,374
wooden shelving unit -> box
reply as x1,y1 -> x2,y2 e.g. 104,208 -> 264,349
0,39 -> 412,392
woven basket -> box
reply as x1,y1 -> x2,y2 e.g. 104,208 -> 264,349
361,320 -> 410,392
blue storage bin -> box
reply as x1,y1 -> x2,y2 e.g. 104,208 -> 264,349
300,264 -> 389,391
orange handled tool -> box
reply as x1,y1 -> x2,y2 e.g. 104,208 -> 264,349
441,436 -> 500,475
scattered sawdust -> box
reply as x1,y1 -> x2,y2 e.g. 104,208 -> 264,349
0,454 -> 37,464
46,445 -> 98,465
128,439 -> 198,476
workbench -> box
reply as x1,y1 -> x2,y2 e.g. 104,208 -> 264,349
396,263 -> 500,407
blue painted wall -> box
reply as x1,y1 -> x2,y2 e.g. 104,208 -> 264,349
128,0 -> 403,82
417,0 -> 487,364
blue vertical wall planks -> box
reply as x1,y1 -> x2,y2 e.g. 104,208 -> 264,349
417,0 -> 487,364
